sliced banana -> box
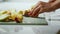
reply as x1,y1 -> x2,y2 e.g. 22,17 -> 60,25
16,14 -> 23,22
0,14 -> 9,21
22,9 -> 30,16
9,9 -> 17,20
0,9 -> 31,22
18,10 -> 23,14
0,10 -> 11,15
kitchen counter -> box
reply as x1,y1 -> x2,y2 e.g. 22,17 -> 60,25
0,25 -> 60,34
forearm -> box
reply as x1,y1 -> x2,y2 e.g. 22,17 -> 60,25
49,0 -> 60,11
51,0 -> 60,8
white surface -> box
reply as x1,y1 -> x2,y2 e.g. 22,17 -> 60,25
0,25 -> 60,34
45,9 -> 60,25
6,0 -> 49,2
0,2 -> 35,11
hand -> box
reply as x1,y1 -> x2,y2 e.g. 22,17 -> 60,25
28,0 -> 60,17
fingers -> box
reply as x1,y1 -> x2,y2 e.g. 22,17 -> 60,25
28,1 -> 43,15
28,5 -> 41,17
31,6 -> 41,17
28,0 -> 59,18
34,8 -> 44,17
28,5 -> 43,17
33,1 -> 45,9
34,1 -> 43,9
28,2 -> 47,17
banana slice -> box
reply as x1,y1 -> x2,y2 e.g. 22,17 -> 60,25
9,9 -> 16,20
17,14 -> 23,20
23,9 -> 30,16
0,14 -> 9,21
18,10 -> 23,14
18,9 -> 30,16
15,14 -> 23,23
0,10 -> 11,15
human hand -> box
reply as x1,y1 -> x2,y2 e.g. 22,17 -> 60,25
28,0 -> 60,17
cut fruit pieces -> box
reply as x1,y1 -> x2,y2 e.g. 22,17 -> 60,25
23,9 -> 30,17
0,14 -> 9,21
15,14 -> 23,23
18,9 -> 30,16
0,7 -> 34,22
9,9 -> 17,20
18,10 -> 23,14
0,10 -> 11,15
10,14 -> 16,20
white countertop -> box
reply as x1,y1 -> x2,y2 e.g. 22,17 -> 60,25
0,25 -> 60,34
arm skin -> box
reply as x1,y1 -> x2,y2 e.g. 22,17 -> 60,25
28,0 -> 60,17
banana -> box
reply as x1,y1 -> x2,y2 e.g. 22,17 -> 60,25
18,10 -> 23,14
15,13 -> 23,23
9,9 -> 17,20
0,10 -> 11,15
0,9 -> 31,22
0,14 -> 10,21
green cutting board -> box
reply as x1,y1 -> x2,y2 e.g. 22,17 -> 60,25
0,17 -> 48,25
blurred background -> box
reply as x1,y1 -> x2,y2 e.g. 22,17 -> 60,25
0,0 -> 49,2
